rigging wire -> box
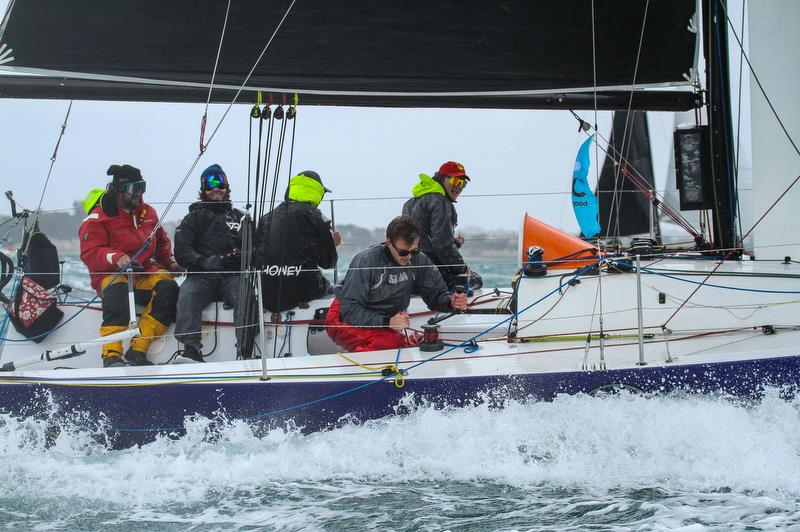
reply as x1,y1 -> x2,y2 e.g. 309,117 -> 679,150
604,0 -> 651,242
196,0 -> 298,159
33,101 -> 72,227
251,104 -> 267,219
733,0 -> 747,242
256,107 -> 276,221
198,0 -> 232,153
589,0 -> 607,367
143,0 -> 298,240
718,1 -> 800,159
246,98 -> 260,211
716,0 -> 800,247
287,99 -> 298,178
202,0 -> 231,115
571,111 -> 703,242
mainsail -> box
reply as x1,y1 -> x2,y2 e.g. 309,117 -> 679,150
0,0 -> 697,108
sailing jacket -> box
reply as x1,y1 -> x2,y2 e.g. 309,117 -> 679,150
174,200 -> 246,274
79,193 -> 174,293
401,173 -> 467,277
335,243 -> 453,327
256,199 -> 338,311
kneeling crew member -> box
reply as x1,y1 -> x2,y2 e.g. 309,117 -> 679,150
79,164 -> 181,367
325,216 -> 467,352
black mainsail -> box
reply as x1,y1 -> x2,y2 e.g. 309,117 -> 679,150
0,0 -> 697,109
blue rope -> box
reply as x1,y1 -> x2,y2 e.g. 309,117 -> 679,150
463,343 -> 480,354
639,266 -> 800,294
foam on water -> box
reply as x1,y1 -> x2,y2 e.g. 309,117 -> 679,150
1,391 -> 800,529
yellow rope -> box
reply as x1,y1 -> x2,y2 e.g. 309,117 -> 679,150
336,352 -> 384,371
336,352 -> 405,388
518,332 -> 655,343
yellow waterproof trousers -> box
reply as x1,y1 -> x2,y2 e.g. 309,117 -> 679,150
98,271 -> 178,360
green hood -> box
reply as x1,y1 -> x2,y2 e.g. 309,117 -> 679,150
411,174 -> 445,199
82,188 -> 106,214
287,174 -> 326,206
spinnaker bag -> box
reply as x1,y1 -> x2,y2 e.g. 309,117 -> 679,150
7,275 -> 64,342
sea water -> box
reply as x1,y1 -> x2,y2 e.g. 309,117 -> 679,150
3,257 -> 800,529
1,392 -> 799,530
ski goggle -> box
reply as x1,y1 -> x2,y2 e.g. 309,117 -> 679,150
447,176 -> 468,189
120,181 -> 146,196
391,241 -> 420,257
203,172 -> 228,191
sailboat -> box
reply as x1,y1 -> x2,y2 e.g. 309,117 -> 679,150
0,0 -> 798,448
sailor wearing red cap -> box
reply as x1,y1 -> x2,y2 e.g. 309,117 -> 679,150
402,161 -> 482,291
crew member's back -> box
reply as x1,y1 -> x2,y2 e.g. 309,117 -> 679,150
257,171 -> 340,311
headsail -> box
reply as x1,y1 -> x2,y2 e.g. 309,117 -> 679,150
571,135 -> 601,238
596,111 -> 659,238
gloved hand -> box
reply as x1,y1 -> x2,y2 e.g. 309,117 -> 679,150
221,249 -> 242,270
200,255 -> 224,271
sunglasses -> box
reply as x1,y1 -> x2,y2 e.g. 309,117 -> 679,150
392,241 -> 420,257
447,176 -> 468,189
203,172 -> 228,191
120,181 -> 146,196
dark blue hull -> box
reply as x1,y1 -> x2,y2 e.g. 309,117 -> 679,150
2,355 -> 799,448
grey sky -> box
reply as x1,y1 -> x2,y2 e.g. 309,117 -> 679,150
2,98 -> 681,232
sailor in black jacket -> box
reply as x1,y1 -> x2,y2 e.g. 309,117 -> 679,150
256,171 -> 340,312
173,164 -> 254,362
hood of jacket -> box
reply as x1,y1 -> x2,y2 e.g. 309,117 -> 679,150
411,173 -> 447,199
286,174 -> 326,207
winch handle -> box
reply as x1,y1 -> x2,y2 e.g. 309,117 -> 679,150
427,285 -> 466,325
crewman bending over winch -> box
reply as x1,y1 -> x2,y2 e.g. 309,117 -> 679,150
325,216 -> 467,352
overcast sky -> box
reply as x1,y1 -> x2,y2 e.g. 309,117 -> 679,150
0,100 -> 630,232
0,1 -> 749,238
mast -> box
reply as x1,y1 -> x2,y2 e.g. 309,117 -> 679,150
702,0 -> 739,253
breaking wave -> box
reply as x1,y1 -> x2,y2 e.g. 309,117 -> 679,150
2,390 -> 799,529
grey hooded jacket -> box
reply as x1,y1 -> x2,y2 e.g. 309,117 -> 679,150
401,179 -> 467,277
335,244 -> 453,327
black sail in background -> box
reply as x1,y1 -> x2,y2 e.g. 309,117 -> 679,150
0,0 -> 697,107
597,111 -> 659,238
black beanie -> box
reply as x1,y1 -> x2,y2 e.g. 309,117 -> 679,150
107,164 -> 143,185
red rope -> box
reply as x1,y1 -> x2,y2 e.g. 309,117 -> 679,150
199,113 -> 208,154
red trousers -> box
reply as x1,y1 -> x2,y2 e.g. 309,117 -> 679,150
325,298 -> 420,352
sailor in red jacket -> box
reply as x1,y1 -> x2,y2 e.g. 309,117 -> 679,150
79,164 -> 181,367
